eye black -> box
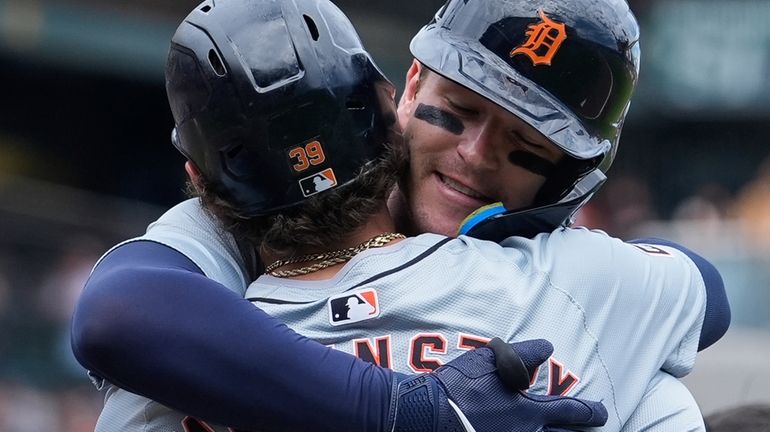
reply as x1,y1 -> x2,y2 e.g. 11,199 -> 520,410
414,103 -> 465,135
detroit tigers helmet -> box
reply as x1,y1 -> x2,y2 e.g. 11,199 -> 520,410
412,0 -> 641,240
166,0 -> 398,216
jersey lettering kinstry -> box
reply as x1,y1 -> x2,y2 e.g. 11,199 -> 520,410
346,332 -> 579,396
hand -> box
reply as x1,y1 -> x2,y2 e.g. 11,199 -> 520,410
387,338 -> 607,432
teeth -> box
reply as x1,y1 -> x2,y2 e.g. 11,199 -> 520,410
440,174 -> 487,199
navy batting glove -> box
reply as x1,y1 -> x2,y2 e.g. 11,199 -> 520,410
387,338 -> 607,432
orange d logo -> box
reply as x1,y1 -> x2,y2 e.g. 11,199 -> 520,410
510,10 -> 567,66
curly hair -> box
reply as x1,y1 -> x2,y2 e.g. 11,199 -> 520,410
191,138 -> 408,262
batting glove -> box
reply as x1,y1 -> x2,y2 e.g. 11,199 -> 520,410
387,338 -> 607,432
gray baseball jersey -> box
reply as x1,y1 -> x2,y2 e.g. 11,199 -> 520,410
92,199 -> 706,431
245,231 -> 708,431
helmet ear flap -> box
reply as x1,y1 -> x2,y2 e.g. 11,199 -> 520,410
533,155 -> 602,206
462,170 -> 607,242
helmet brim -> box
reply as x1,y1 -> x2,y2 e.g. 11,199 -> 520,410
410,26 -> 611,161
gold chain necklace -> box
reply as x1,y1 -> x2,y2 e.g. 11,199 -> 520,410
265,232 -> 406,278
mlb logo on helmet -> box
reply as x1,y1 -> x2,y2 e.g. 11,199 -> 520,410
300,168 -> 338,197
328,288 -> 380,326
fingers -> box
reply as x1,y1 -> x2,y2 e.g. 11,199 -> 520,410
487,337 -> 530,390
508,339 -> 554,376
523,393 -> 609,427
440,346 -> 498,378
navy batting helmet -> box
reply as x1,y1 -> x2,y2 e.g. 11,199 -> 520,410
166,0 -> 398,216
414,0 -> 641,240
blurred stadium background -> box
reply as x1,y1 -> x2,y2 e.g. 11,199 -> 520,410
0,0 -> 768,430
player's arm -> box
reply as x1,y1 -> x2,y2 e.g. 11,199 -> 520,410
71,240 -> 607,432
628,238 -> 729,351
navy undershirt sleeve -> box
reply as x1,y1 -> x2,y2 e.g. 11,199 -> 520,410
71,240 -> 396,432
629,238 -> 730,351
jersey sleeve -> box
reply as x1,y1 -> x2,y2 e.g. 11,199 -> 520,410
140,198 -> 250,296
629,237 -> 729,351
503,228 -> 708,378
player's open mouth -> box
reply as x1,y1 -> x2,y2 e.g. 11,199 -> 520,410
437,173 -> 492,202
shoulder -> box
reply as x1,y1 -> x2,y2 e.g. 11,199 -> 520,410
495,228 -> 709,309
472,227 -> 615,274
415,233 -> 517,263
138,199 -> 249,294
498,227 -> 695,271
146,198 -> 221,234
409,231 -> 582,270
142,198 -> 230,247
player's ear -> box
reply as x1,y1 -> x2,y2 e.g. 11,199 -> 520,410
397,59 -> 423,128
185,160 -> 204,194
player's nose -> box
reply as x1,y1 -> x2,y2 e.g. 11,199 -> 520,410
457,126 -> 500,171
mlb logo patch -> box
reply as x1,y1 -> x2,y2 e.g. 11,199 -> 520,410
300,168 -> 337,197
328,288 -> 380,326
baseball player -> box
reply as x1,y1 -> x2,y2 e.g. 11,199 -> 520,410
71,0 -> 730,430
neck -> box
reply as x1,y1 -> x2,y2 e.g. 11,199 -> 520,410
338,206 -> 400,251
264,205 -> 404,280
387,185 -> 417,236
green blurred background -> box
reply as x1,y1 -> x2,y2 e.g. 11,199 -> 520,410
0,0 -> 768,430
